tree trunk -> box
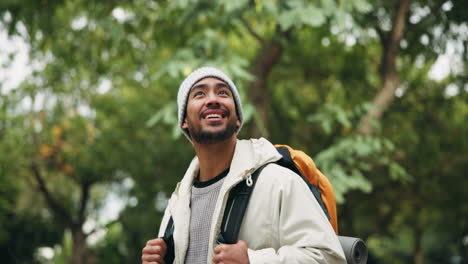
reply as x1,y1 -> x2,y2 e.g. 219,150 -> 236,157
413,227 -> 423,264
247,33 -> 287,138
31,155 -> 93,264
357,0 -> 412,135
71,226 -> 89,264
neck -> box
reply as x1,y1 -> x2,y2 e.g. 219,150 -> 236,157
192,136 -> 237,182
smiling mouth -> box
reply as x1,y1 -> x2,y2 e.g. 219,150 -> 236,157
201,109 -> 228,119
205,114 -> 223,119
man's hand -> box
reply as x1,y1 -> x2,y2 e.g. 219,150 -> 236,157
213,240 -> 250,264
142,238 -> 167,264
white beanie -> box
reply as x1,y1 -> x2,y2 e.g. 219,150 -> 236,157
177,66 -> 243,140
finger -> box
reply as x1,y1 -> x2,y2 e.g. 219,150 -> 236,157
146,238 -> 165,246
142,255 -> 162,264
142,253 -> 163,262
159,239 -> 167,252
150,238 -> 167,253
146,238 -> 159,246
142,245 -> 160,254
142,246 -> 163,255
214,244 -> 225,254
212,253 -> 222,263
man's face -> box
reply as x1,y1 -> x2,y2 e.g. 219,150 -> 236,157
182,77 -> 240,144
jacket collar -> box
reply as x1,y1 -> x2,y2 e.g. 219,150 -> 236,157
173,137 -> 281,200
224,137 -> 282,187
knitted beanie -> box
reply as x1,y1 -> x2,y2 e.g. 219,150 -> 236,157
177,66 -> 244,140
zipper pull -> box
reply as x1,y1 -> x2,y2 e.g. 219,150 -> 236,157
246,173 -> 253,187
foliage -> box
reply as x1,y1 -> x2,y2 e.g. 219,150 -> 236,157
0,0 -> 467,263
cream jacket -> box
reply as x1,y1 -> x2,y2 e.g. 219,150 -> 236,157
158,138 -> 346,264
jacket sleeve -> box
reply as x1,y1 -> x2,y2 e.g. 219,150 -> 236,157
245,165 -> 346,264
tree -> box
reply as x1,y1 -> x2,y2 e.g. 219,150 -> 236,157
1,0 -> 467,263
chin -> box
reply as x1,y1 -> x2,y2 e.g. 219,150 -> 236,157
189,120 -> 238,144
192,129 -> 236,144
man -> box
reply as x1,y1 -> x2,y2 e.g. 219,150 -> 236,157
142,67 -> 346,264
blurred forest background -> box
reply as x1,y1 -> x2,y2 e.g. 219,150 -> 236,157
0,0 -> 467,263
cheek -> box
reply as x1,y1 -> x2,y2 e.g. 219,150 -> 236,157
221,99 -> 236,111
186,99 -> 203,110
185,101 -> 199,116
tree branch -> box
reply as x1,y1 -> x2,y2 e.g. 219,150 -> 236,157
357,0 -> 412,135
375,26 -> 387,72
248,26 -> 292,137
78,182 -> 91,225
381,0 -> 411,76
29,111 -> 75,225
239,15 -> 265,45
85,216 -> 121,238
31,160 -> 74,225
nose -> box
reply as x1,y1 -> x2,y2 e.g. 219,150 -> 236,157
205,91 -> 220,107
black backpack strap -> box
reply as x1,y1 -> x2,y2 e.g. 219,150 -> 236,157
216,164 -> 269,244
162,163 -> 268,262
162,216 -> 175,264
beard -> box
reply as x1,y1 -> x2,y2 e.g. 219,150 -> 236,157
186,117 -> 238,144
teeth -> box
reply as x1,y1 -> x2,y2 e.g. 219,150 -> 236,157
206,114 -> 222,119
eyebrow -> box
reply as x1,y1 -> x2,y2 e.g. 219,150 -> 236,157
190,81 -> 229,93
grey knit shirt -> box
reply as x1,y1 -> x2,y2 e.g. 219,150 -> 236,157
184,169 -> 229,264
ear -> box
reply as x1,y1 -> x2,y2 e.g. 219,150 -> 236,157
236,119 -> 241,127
182,118 -> 189,130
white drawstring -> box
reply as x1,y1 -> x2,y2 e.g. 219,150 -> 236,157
246,174 -> 253,187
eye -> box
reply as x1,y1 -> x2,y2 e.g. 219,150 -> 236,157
218,89 -> 230,96
193,91 -> 204,97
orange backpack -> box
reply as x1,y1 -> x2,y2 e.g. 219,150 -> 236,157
274,144 -> 338,234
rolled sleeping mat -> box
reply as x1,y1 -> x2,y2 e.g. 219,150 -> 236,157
338,236 -> 368,264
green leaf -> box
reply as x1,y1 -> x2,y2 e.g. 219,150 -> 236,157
332,9 -> 346,29
146,103 -> 177,127
336,108 -> 351,128
221,0 -> 249,13
172,124 -> 182,139
300,6 -> 326,27
146,111 -> 163,127
320,0 -> 337,15
242,103 -> 255,123
353,0 -> 371,13
262,0 -> 279,16
278,10 -> 299,30
389,163 -> 411,182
